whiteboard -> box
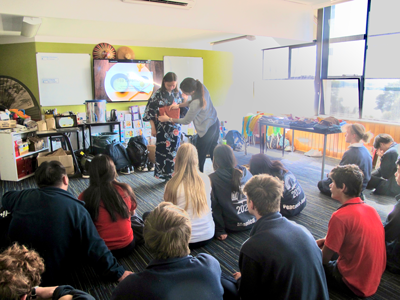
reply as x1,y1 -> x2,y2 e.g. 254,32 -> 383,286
163,56 -> 203,85
36,53 -> 92,106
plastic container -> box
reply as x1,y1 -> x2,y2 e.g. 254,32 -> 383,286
85,100 -> 106,123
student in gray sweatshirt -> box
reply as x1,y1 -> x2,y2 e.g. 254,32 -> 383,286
209,145 -> 256,240
158,78 -> 219,172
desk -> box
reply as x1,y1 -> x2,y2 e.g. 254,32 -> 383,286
258,120 -> 341,180
85,121 -> 122,151
36,128 -> 81,178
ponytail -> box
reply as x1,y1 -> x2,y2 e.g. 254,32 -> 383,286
180,78 -> 206,109
231,167 -> 243,193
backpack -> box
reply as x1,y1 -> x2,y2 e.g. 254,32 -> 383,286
225,130 -> 244,151
127,136 -> 149,168
105,141 -> 131,171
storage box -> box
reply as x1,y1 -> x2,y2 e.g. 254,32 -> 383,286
0,120 -> 17,129
18,142 -> 29,156
37,148 -> 74,175
28,136 -> 45,151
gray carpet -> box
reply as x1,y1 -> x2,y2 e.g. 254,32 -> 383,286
1,145 -> 400,300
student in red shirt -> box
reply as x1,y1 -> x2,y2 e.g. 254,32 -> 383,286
79,154 -> 142,257
317,164 -> 386,298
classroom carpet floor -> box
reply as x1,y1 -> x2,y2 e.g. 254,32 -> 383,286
1,144 -> 400,300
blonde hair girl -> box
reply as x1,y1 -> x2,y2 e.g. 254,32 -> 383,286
164,143 -> 215,248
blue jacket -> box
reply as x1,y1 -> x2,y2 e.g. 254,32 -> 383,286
111,254 -> 224,300
340,145 -> 372,190
1,187 -> 125,286
238,212 -> 329,300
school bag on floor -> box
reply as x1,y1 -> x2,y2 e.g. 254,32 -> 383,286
105,141 -> 131,171
225,130 -> 244,151
127,136 -> 149,169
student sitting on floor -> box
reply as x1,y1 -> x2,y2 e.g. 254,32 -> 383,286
164,143 -> 215,249
318,123 -> 373,199
222,174 -> 328,300
383,158 -> 400,274
317,164 -> 386,298
249,153 -> 306,217
0,243 -> 95,300
1,160 -> 131,286
78,154 -> 144,258
209,144 -> 256,241
367,133 -> 400,197
111,202 -> 224,300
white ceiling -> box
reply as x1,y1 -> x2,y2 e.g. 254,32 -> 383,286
0,0 -> 353,49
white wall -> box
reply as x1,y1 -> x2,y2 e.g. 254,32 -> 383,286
212,37 -> 305,132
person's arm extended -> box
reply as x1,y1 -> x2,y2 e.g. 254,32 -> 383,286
52,285 -> 96,300
211,189 -> 227,240
321,244 -> 336,265
238,255 -> 264,300
79,211 -> 129,282
159,100 -> 201,125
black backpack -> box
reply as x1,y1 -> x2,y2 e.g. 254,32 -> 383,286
105,141 -> 131,171
225,130 -> 244,151
127,136 -> 149,168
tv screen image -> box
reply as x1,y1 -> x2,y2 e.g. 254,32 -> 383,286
94,59 -> 164,102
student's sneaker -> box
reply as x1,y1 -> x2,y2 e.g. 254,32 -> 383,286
130,166 -> 135,173
142,166 -> 148,172
120,167 -> 131,175
82,170 -> 90,179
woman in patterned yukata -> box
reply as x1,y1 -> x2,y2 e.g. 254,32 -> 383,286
143,72 -> 186,181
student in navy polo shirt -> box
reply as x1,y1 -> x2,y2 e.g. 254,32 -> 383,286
112,202 -> 224,300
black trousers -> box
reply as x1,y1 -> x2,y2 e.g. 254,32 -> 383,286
196,119 -> 220,173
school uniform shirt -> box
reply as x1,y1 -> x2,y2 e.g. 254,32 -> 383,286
111,254 -> 223,300
175,171 -> 215,243
238,212 -> 329,300
78,184 -> 134,250
325,198 -> 386,297
209,165 -> 256,237
340,143 -> 372,191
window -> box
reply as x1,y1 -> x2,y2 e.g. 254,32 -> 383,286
363,79 -> 400,121
291,45 -> 316,78
322,79 -> 360,118
327,40 -> 365,77
329,0 -> 368,38
263,48 -> 289,79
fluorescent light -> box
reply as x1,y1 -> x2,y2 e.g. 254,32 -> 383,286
210,35 -> 256,46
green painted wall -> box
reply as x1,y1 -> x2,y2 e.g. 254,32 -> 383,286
0,42 -> 39,106
1,42 -> 233,115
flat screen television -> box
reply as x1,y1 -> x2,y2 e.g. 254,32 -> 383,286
93,59 -> 164,102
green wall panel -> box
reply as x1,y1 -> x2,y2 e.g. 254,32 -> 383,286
1,42 -> 233,116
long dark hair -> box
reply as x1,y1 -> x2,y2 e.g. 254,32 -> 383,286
81,154 -> 137,222
213,144 -> 243,193
180,77 -> 206,109
161,72 -> 179,93
249,154 -> 287,181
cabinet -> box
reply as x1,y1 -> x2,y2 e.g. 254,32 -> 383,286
0,130 -> 49,181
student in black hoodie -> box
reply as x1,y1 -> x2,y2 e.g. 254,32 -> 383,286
249,153 -> 306,217
209,144 -> 256,240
